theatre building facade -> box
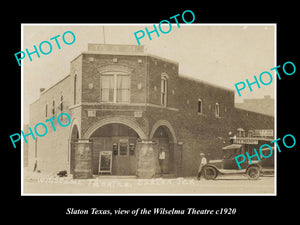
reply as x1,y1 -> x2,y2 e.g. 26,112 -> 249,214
26,44 -> 274,178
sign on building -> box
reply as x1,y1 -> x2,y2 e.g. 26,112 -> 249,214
233,138 -> 258,145
87,110 -> 96,117
134,111 -> 142,118
249,129 -> 274,137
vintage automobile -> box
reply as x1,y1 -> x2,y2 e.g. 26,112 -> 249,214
258,146 -> 275,175
200,144 -> 264,180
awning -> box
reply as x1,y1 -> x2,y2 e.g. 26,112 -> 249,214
222,144 -> 242,150
260,146 -> 274,151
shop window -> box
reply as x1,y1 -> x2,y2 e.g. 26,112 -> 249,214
119,143 -> 128,155
113,143 -> 118,155
129,143 -> 135,155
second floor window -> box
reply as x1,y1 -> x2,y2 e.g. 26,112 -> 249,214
52,100 -> 55,115
161,76 -> 168,106
215,103 -> 220,117
60,94 -> 64,111
101,73 -> 130,103
45,104 -> 48,118
198,99 -> 202,114
74,74 -> 77,105
117,75 -> 130,102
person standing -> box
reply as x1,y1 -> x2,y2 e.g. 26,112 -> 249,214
158,148 -> 165,175
197,153 -> 207,180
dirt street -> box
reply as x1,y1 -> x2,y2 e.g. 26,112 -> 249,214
23,171 -> 275,195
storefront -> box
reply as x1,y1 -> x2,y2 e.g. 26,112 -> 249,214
231,129 -> 274,155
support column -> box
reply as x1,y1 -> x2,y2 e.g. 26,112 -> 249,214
174,142 -> 183,177
136,140 -> 155,178
73,139 -> 93,179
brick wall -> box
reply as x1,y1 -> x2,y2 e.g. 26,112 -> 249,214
27,75 -> 73,173
27,47 -> 274,177
70,55 -> 83,105
144,66 -> 273,176
147,56 -> 179,108
81,54 -> 147,104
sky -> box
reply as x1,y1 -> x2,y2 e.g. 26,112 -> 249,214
22,24 -> 275,124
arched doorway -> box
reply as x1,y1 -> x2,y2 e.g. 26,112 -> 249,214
90,123 -> 139,175
70,124 -> 79,174
151,124 -> 176,175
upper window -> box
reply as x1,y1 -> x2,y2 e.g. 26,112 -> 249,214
117,75 -> 130,102
74,74 -> 77,105
100,72 -> 130,103
161,76 -> 168,106
198,99 -> 202,114
101,74 -> 114,102
52,100 -> 55,116
45,104 -> 48,118
237,128 -> 245,137
215,103 -> 220,117
60,93 -> 64,111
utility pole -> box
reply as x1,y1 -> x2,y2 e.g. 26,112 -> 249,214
102,26 -> 106,44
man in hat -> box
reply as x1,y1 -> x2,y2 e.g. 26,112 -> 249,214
197,153 -> 207,180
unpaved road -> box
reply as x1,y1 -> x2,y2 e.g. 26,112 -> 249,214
23,174 -> 275,195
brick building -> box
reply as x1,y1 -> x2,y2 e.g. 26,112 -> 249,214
26,44 -> 274,178
235,95 -> 274,116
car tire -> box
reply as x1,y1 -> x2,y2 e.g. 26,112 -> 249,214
246,166 -> 260,180
203,166 -> 218,180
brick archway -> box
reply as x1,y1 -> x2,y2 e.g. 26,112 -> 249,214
150,120 -> 177,143
97,64 -> 134,74
82,116 -> 147,140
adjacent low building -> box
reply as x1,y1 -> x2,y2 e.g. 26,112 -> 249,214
235,95 -> 274,117
26,44 -> 274,178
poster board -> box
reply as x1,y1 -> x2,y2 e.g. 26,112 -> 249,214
98,151 -> 112,174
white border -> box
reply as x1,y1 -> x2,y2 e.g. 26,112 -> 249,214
21,23 -> 277,196
274,24 -> 277,196
21,23 -> 24,195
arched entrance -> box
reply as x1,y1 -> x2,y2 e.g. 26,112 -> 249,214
89,123 -> 140,175
150,120 -> 177,175
70,124 -> 79,174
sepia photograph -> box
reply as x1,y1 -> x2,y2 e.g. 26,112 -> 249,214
21,24 -> 276,195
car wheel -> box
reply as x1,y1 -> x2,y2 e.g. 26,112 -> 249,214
246,166 -> 260,180
203,166 -> 218,180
